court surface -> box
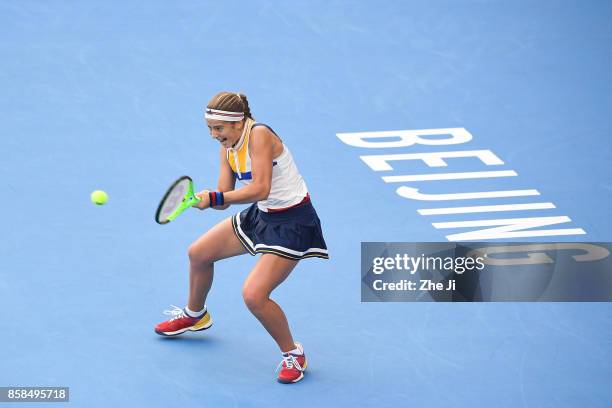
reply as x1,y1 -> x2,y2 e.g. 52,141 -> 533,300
1,1 -> 611,407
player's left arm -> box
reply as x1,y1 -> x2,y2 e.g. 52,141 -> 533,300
207,147 -> 237,210
222,126 -> 273,205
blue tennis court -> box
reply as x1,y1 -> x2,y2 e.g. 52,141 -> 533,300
1,1 -> 611,407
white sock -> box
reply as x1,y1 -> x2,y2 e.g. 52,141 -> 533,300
283,343 -> 303,356
185,305 -> 206,317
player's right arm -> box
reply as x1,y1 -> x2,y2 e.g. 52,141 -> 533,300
193,148 -> 235,211
211,147 -> 235,210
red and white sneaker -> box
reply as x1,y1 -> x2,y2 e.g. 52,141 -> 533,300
276,342 -> 307,384
154,305 -> 212,336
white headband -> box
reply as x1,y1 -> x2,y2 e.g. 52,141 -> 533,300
204,108 -> 244,122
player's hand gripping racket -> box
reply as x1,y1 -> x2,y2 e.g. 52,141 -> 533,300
155,176 -> 202,224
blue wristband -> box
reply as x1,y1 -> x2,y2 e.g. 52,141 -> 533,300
208,191 -> 224,207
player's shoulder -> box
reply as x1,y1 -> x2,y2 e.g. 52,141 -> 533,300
249,123 -> 277,148
250,123 -> 276,139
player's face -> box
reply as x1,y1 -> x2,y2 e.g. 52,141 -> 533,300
206,119 -> 243,148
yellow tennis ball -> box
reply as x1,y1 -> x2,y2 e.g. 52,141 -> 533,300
91,190 -> 108,205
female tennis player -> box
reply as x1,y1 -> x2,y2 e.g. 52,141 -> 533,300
154,91 -> 328,384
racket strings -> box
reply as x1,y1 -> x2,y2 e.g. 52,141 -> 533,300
158,178 -> 192,222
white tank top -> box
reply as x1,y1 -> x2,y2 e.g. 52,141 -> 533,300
226,123 -> 309,212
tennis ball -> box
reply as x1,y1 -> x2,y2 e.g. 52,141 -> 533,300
91,190 -> 108,205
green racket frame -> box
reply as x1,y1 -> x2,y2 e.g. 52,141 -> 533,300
155,176 -> 202,224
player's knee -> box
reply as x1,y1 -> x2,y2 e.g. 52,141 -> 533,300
188,243 -> 214,266
242,286 -> 266,312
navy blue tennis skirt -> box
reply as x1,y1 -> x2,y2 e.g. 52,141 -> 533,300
231,201 -> 329,260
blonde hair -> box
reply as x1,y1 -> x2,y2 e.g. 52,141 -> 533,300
207,91 -> 254,120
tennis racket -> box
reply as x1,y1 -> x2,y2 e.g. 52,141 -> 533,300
155,176 -> 202,224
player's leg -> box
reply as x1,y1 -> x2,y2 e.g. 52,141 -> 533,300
155,217 -> 247,336
242,253 -> 307,383
187,216 -> 248,311
242,253 -> 298,350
